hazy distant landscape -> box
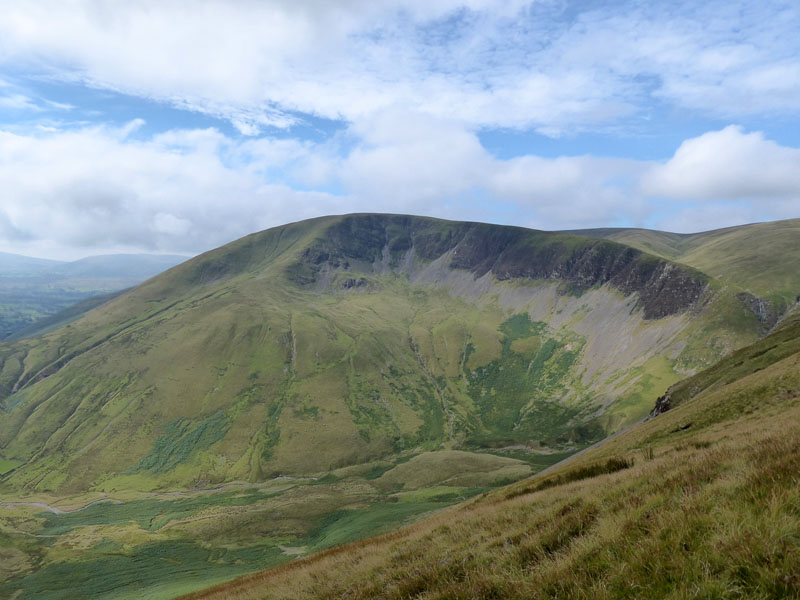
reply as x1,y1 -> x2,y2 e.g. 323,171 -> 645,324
0,253 -> 187,339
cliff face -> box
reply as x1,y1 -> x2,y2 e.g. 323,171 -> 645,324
291,214 -> 709,320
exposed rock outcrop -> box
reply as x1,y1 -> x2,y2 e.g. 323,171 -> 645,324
651,392 -> 672,416
737,292 -> 779,331
291,214 -> 708,320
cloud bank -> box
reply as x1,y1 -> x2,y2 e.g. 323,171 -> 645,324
1,119 -> 797,258
0,1 -> 798,257
1,0 -> 797,135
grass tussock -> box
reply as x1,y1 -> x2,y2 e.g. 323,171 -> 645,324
504,456 -> 633,500
181,400 -> 800,600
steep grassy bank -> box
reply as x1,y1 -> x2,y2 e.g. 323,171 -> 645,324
182,311 -> 800,600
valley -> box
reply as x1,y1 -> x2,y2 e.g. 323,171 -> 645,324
4,2 -> 797,598
0,253 -> 188,341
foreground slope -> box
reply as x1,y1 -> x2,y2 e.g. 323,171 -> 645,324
0,214 -> 766,495
572,217 -> 800,318
183,307 -> 800,600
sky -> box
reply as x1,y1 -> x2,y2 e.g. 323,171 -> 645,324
0,0 -> 799,259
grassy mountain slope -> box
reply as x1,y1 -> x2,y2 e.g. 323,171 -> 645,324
181,303 -> 800,600
0,253 -> 187,340
571,218 -> 800,314
0,214 -> 762,496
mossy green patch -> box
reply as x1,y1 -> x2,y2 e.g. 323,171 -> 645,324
0,540 -> 285,600
36,489 -> 268,535
0,457 -> 22,475
307,501 -> 450,552
132,412 -> 231,474
466,314 -> 587,443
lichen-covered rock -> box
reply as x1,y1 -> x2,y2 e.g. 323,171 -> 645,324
737,292 -> 779,331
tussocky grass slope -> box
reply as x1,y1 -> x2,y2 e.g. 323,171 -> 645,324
181,300 -> 800,600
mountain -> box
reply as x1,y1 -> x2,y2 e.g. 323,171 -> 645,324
0,252 -> 188,340
180,290 -> 800,600
569,218 -> 800,317
0,214 -> 793,599
0,213 -> 769,494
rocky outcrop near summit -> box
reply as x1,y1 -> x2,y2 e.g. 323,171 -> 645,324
291,214 -> 708,320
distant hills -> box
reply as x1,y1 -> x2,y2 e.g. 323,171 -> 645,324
0,252 -> 188,339
0,252 -> 61,276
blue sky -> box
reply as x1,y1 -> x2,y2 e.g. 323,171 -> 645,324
0,0 -> 798,259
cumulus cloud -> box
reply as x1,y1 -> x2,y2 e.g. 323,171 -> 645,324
0,114 -> 645,257
641,126 -> 800,200
341,110 -> 489,206
0,123 -> 343,258
489,155 -> 648,227
1,1 -> 796,135
338,109 -> 647,228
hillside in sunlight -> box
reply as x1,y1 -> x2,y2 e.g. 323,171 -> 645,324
0,214 -> 794,599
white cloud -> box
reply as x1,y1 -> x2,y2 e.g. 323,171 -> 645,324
341,110 -> 489,206
338,110 -> 653,228
641,126 -> 800,200
0,93 -> 41,111
0,119 -> 798,259
1,1 -> 796,135
0,123 -> 342,258
489,154 -> 649,228
0,113 -> 638,258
